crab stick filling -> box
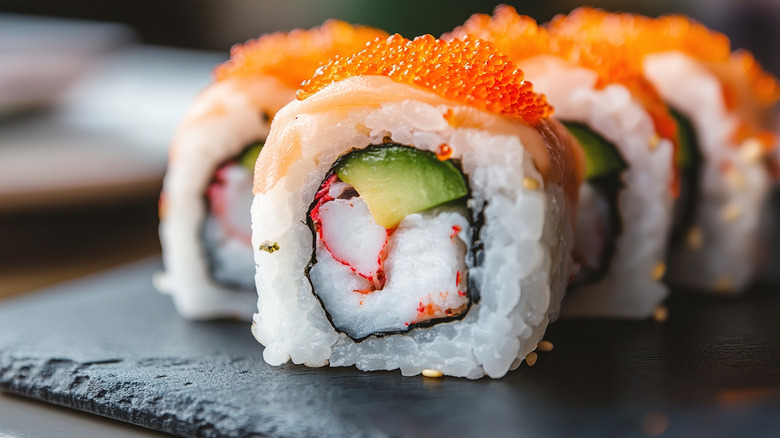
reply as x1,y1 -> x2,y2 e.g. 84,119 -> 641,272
307,145 -> 471,340
203,144 -> 261,290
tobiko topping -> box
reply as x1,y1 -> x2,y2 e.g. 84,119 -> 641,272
297,34 -> 553,125
444,5 -> 551,64
548,7 -> 780,118
448,5 -> 678,191
214,20 -> 387,88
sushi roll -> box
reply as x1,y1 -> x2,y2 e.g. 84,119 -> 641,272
250,34 -> 585,378
156,21 -> 386,319
548,8 -> 780,293
447,6 -> 678,318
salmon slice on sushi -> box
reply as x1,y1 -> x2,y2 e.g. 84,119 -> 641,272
156,21 -> 386,319
250,34 -> 585,378
447,6 -> 679,318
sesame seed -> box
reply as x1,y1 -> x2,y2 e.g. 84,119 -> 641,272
652,262 -> 666,281
685,227 -> 703,251
525,352 -> 538,367
422,369 -> 443,378
537,340 -> 554,352
652,306 -> 668,323
721,203 -> 742,223
259,241 -> 280,253
740,138 -> 764,163
648,134 -> 660,150
523,177 -> 540,190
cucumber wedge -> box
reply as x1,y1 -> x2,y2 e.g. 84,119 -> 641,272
668,106 -> 703,243
334,144 -> 468,228
562,122 -> 627,180
669,107 -> 701,171
239,141 -> 264,171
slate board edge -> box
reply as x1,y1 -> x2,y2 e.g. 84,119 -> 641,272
0,355 -> 236,437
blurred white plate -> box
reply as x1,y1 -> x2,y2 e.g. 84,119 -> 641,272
0,42 -> 225,212
0,13 -> 134,114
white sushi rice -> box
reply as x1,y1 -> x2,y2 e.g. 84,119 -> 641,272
644,52 -> 772,293
157,78 -> 289,319
251,76 -> 573,378
521,55 -> 675,318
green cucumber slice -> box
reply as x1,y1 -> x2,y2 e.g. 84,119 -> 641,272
669,107 -> 701,171
334,144 -> 468,228
563,122 -> 627,180
239,141 -> 264,171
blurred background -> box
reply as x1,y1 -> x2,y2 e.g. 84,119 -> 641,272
1,0 -> 778,300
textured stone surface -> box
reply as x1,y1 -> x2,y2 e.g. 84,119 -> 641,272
1,257 -> 780,437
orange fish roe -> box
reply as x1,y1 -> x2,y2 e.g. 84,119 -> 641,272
730,50 -> 780,108
297,34 -> 553,125
448,7 -> 658,104
444,5 -> 551,63
436,143 -> 453,161
448,6 -> 679,193
213,20 -> 386,89
447,6 -> 677,145
543,9 -> 680,149
547,8 -> 730,65
548,7 -> 780,143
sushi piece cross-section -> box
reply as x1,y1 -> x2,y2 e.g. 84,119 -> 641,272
447,6 -> 679,318
250,34 -> 585,378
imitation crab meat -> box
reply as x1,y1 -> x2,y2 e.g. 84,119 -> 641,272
316,197 -> 388,285
207,163 -> 254,245
310,175 -> 388,286
573,184 -> 611,283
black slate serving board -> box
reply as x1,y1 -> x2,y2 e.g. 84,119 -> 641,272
1,257 -> 780,438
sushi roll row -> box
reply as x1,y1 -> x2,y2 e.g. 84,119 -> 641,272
545,7 -> 780,296
157,7 -> 779,378
448,5 -> 779,315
